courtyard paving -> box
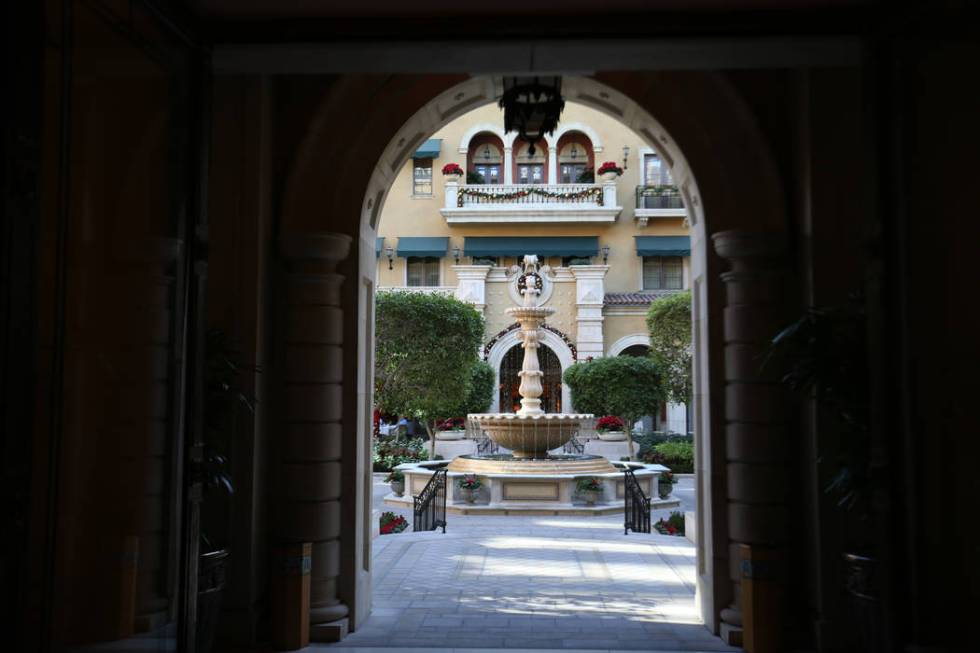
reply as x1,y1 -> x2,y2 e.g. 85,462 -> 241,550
313,475 -> 736,652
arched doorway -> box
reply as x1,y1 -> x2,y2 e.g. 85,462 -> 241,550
498,343 -> 563,413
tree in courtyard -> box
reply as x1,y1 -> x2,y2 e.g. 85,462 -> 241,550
563,356 -> 665,461
375,291 -> 485,458
645,290 -> 693,406
464,360 -> 496,415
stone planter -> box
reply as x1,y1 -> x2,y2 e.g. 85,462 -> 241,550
658,481 -> 673,500
457,487 -> 477,504
600,171 -> 620,182
596,430 -> 627,441
580,490 -> 601,506
390,480 -> 404,497
435,429 -> 466,440
447,173 -> 463,184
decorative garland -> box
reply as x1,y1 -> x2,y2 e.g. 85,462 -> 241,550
458,186 -> 602,207
483,322 -> 578,362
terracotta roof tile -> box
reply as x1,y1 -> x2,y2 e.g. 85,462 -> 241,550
604,291 -> 681,306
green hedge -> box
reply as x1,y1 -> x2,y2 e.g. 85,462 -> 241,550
372,436 -> 426,472
639,438 -> 695,473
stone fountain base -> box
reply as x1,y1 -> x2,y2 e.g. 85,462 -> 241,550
386,460 -> 679,516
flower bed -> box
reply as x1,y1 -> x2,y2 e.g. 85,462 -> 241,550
379,511 -> 408,535
654,510 -> 685,536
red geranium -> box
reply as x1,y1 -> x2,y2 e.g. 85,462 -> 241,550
441,163 -> 464,176
595,415 -> 624,432
379,511 -> 408,535
597,161 -> 623,176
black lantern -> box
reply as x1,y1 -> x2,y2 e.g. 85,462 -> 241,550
499,76 -> 565,157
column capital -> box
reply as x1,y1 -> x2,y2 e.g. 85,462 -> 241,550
451,264 -> 493,280
569,265 -> 609,280
281,232 -> 352,265
711,230 -> 785,269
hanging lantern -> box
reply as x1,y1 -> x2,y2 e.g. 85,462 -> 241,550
499,76 -> 565,156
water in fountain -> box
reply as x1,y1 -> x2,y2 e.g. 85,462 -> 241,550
448,255 -> 616,475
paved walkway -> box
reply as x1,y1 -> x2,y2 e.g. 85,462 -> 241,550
314,475 -> 736,652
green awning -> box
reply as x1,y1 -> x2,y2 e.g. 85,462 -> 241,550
464,236 -> 599,258
413,138 -> 442,159
396,236 -> 449,258
634,236 -> 691,257
375,237 -> 384,258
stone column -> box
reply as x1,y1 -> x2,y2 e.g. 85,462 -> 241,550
503,146 -> 513,185
602,181 -> 618,208
452,264 -> 492,314
278,232 -> 352,641
547,146 -> 558,184
711,230 -> 789,648
444,179 -> 458,209
571,265 -> 609,360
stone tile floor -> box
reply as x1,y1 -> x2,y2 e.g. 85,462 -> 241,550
312,475 -> 737,652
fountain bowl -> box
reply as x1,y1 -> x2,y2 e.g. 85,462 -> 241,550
467,412 -> 592,459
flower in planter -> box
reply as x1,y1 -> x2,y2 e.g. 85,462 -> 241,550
597,161 -> 623,176
654,510 -> 685,536
385,470 -> 404,483
436,417 -> 466,431
575,476 -> 603,493
595,415 -> 624,433
659,471 -> 675,486
457,474 -> 482,490
379,511 -> 408,534
441,163 -> 464,176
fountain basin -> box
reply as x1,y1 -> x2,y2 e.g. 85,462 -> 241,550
385,459 -> 679,516
468,412 -> 592,458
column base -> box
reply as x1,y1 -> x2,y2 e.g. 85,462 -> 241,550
720,623 -> 743,646
310,617 -> 349,642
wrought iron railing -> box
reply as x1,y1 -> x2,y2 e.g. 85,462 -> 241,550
635,184 -> 683,209
624,468 -> 652,534
458,183 -> 603,207
413,468 -> 447,533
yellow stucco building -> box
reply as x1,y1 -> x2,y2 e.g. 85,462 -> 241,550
376,102 -> 690,432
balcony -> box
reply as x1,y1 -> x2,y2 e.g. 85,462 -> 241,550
440,181 -> 622,224
634,185 -> 686,226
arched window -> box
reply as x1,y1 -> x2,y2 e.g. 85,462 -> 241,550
499,343 -> 562,413
558,139 -> 592,183
515,141 -> 547,184
468,136 -> 503,185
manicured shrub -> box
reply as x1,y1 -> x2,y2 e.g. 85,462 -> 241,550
652,440 -> 694,473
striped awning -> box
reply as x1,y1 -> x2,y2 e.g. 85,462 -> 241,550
634,236 -> 691,257
463,236 -> 599,258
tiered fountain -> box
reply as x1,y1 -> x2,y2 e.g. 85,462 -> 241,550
387,256 -> 672,515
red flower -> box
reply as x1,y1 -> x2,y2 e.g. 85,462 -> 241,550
441,163 -> 464,176
597,161 -> 623,176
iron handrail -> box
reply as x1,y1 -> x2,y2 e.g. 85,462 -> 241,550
635,184 -> 684,209
624,467 -> 652,534
413,468 -> 447,533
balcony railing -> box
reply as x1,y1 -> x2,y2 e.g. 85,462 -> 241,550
457,183 -> 603,207
635,184 -> 684,209
441,181 -> 622,224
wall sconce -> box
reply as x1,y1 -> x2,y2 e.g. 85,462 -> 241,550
452,246 -> 461,264
601,245 -> 610,264
385,246 -> 394,270
622,145 -> 630,170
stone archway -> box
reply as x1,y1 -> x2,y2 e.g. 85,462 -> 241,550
485,326 -> 576,413
607,333 -> 651,357
276,70 -> 790,642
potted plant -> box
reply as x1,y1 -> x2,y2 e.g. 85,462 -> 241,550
597,161 -> 623,182
199,329 -> 258,653
657,471 -> 675,499
379,511 -> 409,535
435,417 -> 466,440
576,477 -> 603,505
595,415 -> 627,441
466,170 -> 486,185
442,162 -> 464,182
386,470 -> 405,496
654,511 -> 685,536
456,474 -> 482,503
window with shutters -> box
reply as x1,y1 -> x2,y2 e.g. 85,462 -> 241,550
406,257 -> 440,287
642,256 -> 683,290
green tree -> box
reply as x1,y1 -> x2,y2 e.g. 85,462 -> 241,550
563,356 -> 665,461
645,290 -> 693,405
464,360 -> 496,415
375,291 -> 485,458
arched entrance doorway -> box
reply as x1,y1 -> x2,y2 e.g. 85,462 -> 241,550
498,343 -> 563,413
